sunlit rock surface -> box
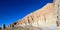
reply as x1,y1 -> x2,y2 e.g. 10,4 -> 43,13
7,0 -> 60,30
8,3 -> 57,30
16,3 -> 56,27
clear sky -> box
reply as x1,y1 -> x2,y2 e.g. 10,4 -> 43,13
0,0 -> 53,27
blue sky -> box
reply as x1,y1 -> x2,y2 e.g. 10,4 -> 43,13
0,0 -> 53,27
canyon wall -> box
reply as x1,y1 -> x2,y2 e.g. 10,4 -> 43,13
8,3 -> 57,28
16,3 -> 57,27
8,0 -> 60,30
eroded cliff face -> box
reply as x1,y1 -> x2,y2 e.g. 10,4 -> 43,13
16,3 -> 56,27
7,0 -> 60,30
8,3 -> 58,28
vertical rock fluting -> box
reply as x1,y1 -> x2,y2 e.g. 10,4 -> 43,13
54,0 -> 60,27
57,0 -> 60,27
14,3 -> 57,27
8,0 -> 60,30
53,0 -> 60,30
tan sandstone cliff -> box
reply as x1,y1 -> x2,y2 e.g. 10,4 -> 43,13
8,0 -> 60,30
8,3 -> 57,27
16,3 -> 56,27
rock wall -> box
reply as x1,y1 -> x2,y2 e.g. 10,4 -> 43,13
8,0 -> 60,29
14,3 -> 57,27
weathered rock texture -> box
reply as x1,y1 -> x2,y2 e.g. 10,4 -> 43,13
8,0 -> 60,30
8,3 -> 56,27
16,3 -> 57,27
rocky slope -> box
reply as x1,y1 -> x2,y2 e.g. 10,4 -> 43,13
16,3 -> 56,27
7,0 -> 60,30
8,3 -> 57,28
